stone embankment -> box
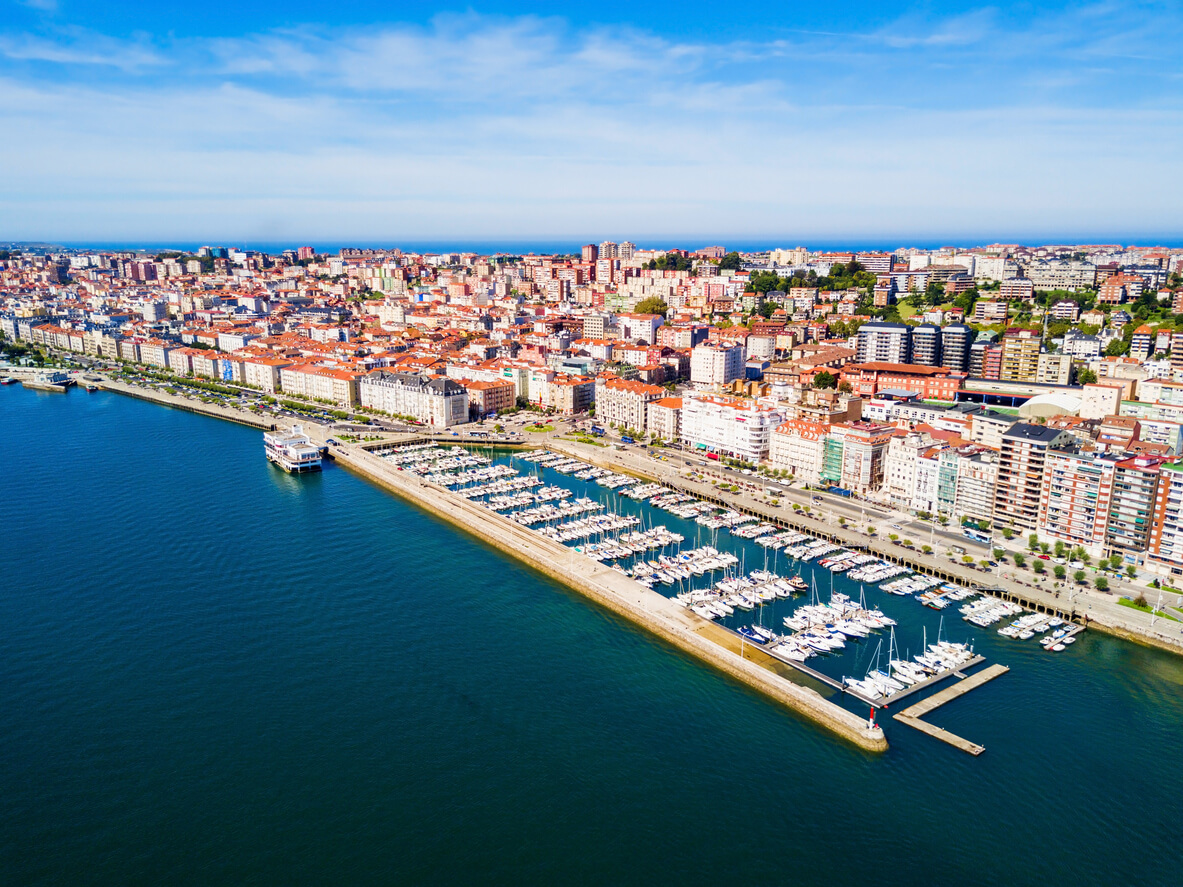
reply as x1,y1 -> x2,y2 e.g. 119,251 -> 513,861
329,441 -> 889,753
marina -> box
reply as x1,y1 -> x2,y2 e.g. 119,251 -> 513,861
365,442 -> 1081,736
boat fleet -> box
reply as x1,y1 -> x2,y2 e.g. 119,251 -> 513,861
383,444 -> 1080,701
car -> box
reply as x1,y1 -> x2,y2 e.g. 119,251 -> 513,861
1037,554 -> 1051,560
891,524 -> 902,530
1053,557 -> 1067,564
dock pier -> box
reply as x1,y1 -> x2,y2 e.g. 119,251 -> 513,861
892,663 -> 1010,755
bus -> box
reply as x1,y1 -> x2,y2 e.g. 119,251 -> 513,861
962,527 -> 990,544
620,436 -> 635,444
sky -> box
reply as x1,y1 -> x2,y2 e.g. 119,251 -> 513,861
2,1 -> 1182,246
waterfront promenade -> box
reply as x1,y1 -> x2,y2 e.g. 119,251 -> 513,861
540,437 -> 1183,655
51,373 -> 1183,655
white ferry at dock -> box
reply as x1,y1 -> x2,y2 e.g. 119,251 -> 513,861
264,425 -> 324,473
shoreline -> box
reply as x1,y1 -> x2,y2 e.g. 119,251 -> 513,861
58,376 -> 886,749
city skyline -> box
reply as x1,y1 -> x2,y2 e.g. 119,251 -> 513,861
4,1 -> 1183,241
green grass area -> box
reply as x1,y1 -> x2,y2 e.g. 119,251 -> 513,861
560,434 -> 606,447
524,424 -> 555,433
897,300 -> 917,320
1119,598 -> 1180,622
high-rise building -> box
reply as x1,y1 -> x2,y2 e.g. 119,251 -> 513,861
999,328 -> 1042,382
855,322 -> 911,364
941,324 -> 974,373
297,246 -> 315,261
1038,448 -> 1116,555
993,424 -> 1071,531
1107,455 -> 1166,561
689,342 -> 744,389
1148,461 -> 1183,578
599,241 -> 619,259
581,244 -> 598,264
910,324 -> 942,366
619,241 -> 636,260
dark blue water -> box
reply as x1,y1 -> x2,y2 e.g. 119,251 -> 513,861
3,386 -> 1182,886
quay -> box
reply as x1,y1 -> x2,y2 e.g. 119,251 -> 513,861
892,663 -> 1010,755
327,440 -> 889,752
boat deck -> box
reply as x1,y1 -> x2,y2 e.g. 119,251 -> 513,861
892,663 -> 1010,755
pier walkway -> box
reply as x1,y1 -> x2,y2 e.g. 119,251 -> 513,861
892,663 -> 1010,755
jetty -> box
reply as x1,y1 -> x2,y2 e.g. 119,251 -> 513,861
892,663 -> 1010,755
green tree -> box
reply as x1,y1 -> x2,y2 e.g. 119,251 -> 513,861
1074,570 -> 1087,584
718,252 -> 742,270
813,370 -> 837,389
1001,527 -> 1014,540
1028,534 -> 1040,551
1054,565 -> 1066,580
1105,338 -> 1129,357
1108,553 -> 1123,570
1095,576 -> 1109,591
1013,553 -> 1027,568
1076,367 -> 1098,385
634,296 -> 669,317
1127,565 -> 1137,578
1033,559 -> 1045,574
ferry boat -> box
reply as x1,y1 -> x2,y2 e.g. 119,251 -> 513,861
1,376 -> 17,385
264,425 -> 324,473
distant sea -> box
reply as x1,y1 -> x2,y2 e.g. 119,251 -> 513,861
40,237 -> 1183,256
4,384 -> 1183,885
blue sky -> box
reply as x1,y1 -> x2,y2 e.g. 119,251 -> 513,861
2,1 -> 1182,245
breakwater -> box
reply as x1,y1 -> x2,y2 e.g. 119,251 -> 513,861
330,441 -> 889,752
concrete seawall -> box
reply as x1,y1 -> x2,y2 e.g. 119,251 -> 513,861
331,443 -> 889,753
91,378 -> 275,429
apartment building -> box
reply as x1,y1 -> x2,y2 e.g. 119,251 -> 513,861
969,409 -> 1018,449
768,418 -> 828,484
359,370 -> 467,424
940,324 -> 974,373
461,379 -> 515,419
645,397 -> 683,442
595,375 -> 665,431
1037,448 -> 1116,556
1148,462 -> 1183,577
953,449 -> 999,524
690,342 -> 745,389
999,328 -> 1042,382
910,324 -> 942,366
680,393 -> 782,462
830,422 -> 896,493
281,364 -> 362,407
882,433 -> 933,507
548,374 -> 596,415
855,322 -> 911,364
1106,455 -> 1166,562
993,423 -> 1073,530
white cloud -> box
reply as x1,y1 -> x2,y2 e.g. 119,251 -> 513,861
2,8 -> 1183,240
